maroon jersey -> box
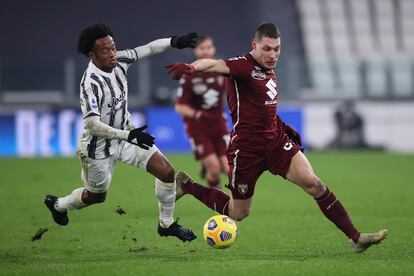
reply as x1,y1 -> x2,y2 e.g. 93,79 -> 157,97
177,72 -> 228,137
225,53 -> 284,151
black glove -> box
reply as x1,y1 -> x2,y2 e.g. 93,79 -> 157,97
127,125 -> 155,150
171,33 -> 198,49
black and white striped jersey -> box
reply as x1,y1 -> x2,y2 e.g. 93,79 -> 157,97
77,38 -> 171,159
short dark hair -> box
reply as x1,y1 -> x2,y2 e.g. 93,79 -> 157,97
196,35 -> 213,46
255,23 -> 280,41
77,23 -> 113,56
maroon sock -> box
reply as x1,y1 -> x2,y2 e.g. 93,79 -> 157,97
182,181 -> 229,215
315,187 -> 360,242
207,179 -> 220,188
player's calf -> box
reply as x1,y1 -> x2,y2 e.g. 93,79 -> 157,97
228,198 -> 251,221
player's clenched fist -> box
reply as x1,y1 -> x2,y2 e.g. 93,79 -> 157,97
166,63 -> 195,80
170,33 -> 198,49
127,125 -> 155,150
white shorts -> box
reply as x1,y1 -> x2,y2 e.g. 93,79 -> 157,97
79,141 -> 159,193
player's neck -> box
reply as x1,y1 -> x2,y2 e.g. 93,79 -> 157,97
249,51 -> 267,71
90,61 -> 114,76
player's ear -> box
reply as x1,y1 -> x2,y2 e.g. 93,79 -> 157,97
252,38 -> 257,50
88,51 -> 95,60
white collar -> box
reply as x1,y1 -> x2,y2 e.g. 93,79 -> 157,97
89,61 -> 114,78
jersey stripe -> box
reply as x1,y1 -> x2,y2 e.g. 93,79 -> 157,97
87,136 -> 98,159
116,63 -> 127,78
91,83 -> 100,112
115,72 -> 127,130
230,79 -> 240,145
102,76 -> 116,157
117,57 -> 135,64
90,73 -> 105,110
80,73 -> 91,112
231,149 -> 240,187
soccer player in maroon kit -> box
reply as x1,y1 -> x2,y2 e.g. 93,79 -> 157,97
166,23 -> 388,252
175,35 -> 229,188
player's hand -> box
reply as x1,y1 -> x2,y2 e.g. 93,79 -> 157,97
166,63 -> 195,80
171,33 -> 198,49
285,124 -> 302,147
127,125 -> 155,150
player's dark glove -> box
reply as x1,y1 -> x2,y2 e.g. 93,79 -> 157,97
127,125 -> 155,150
285,124 -> 302,148
171,33 -> 198,49
166,63 -> 195,80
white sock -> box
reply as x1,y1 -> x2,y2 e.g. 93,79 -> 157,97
155,178 -> 175,228
55,187 -> 87,213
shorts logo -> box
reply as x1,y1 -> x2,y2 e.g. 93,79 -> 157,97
237,184 -> 249,195
284,142 -> 293,151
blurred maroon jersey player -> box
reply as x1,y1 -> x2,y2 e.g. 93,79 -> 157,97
175,36 -> 229,188
166,23 -> 387,252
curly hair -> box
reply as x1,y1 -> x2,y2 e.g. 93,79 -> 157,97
77,23 -> 113,56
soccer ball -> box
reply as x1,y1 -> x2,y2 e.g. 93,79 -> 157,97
203,215 -> 238,249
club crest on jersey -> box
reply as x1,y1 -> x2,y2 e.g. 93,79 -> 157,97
251,69 -> 266,80
237,184 -> 249,195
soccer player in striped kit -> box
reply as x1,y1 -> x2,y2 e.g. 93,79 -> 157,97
44,24 -> 197,242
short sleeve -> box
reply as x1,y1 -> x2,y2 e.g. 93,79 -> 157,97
80,80 -> 102,119
116,49 -> 139,72
176,75 -> 193,105
225,55 -> 251,79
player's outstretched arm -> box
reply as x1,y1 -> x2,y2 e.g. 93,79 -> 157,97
84,116 -> 154,150
123,33 -> 198,61
166,59 -> 230,80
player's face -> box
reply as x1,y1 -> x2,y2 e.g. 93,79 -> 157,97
251,36 -> 281,70
89,35 -> 117,73
194,39 -> 216,59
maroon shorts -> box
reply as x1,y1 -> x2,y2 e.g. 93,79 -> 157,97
226,135 -> 300,200
188,133 -> 230,160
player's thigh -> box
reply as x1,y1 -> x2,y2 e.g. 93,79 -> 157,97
226,148 -> 263,200
285,151 -> 318,189
80,154 -> 115,193
146,151 -> 175,183
229,195 -> 252,221
201,153 -> 221,174
118,141 -> 159,171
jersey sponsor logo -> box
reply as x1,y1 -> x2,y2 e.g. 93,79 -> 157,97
206,77 -> 215,84
106,91 -> 126,116
284,142 -> 293,151
237,184 -> 249,195
202,88 -> 220,109
266,79 -> 278,100
193,83 -> 208,95
251,69 -> 266,80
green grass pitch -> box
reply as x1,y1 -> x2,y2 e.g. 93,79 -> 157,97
0,151 -> 413,275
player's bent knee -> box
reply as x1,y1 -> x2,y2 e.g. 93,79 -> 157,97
302,174 -> 324,197
230,209 -> 250,222
157,165 -> 175,183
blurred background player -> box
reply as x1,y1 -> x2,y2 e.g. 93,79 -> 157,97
44,23 -> 197,242
175,35 -> 229,188
167,23 -> 388,252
